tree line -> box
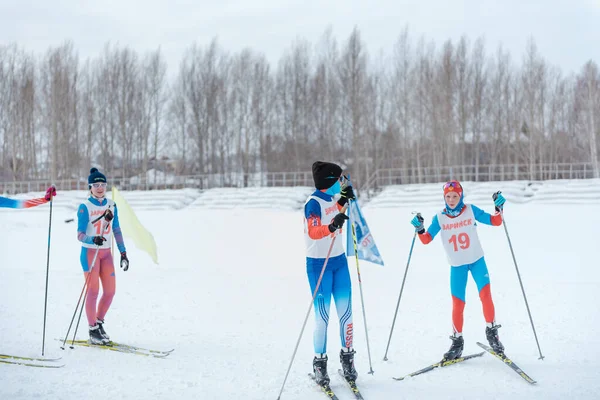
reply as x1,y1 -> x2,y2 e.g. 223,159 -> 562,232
1,26 -> 598,187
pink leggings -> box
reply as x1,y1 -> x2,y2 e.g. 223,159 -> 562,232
83,248 -> 116,326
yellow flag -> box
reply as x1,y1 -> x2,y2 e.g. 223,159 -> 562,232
112,187 -> 159,264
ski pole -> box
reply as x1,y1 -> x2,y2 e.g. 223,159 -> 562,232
276,205 -> 348,400
41,187 -> 55,356
383,217 -> 419,361
71,283 -> 91,348
500,210 -> 545,360
348,201 -> 374,374
60,245 -> 101,350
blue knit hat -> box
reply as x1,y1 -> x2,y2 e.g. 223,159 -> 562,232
88,168 -> 107,185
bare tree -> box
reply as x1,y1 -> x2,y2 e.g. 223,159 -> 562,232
250,54 -> 275,176
520,38 -> 547,179
469,37 -> 487,179
390,26 -> 414,179
140,49 -> 168,182
167,65 -> 190,175
575,61 -> 600,177
310,27 -> 342,163
181,39 -> 227,177
275,38 -> 312,171
338,27 -> 368,181
0,45 -> 36,181
38,42 -> 80,181
411,36 -> 436,182
455,36 -> 471,167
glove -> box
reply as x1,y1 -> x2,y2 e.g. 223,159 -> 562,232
104,209 -> 113,222
92,236 -> 106,246
410,214 -> 425,234
492,191 -> 506,212
120,252 -> 129,272
328,213 -> 349,232
45,185 -> 57,201
341,185 -> 355,201
337,185 -> 356,207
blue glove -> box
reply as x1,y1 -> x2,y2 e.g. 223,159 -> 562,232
410,213 -> 425,234
492,191 -> 505,212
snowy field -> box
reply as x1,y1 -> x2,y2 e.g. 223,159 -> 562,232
1,182 -> 599,399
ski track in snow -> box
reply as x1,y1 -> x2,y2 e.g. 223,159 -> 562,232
0,198 -> 598,399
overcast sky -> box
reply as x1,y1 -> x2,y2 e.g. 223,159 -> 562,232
1,0 -> 598,76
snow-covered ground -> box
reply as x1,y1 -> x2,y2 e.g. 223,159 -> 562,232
1,182 -> 598,399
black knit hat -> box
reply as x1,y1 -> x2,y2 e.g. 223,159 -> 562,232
312,161 -> 342,190
88,168 -> 107,185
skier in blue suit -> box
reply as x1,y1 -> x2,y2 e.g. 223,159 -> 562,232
303,161 -> 357,386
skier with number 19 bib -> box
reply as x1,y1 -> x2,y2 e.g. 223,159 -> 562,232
410,180 -> 507,360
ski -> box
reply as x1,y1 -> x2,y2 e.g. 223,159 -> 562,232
308,373 -> 340,399
58,339 -> 171,358
66,339 -> 173,355
337,369 -> 365,399
0,358 -> 64,368
393,351 -> 485,381
476,342 -> 536,384
0,353 -> 62,362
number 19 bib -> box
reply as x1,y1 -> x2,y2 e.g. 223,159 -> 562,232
437,204 -> 484,266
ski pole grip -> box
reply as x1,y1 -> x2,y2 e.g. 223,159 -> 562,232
340,203 -> 349,214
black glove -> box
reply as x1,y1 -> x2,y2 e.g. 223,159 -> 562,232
104,209 -> 113,222
120,252 -> 129,272
338,185 -> 356,206
328,213 -> 349,232
92,236 -> 106,246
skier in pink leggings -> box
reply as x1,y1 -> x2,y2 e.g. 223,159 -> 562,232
77,168 -> 129,345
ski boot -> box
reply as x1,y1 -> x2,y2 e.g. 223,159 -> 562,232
89,324 -> 110,345
97,318 -> 110,341
443,334 -> 464,361
340,348 -> 358,382
486,323 -> 505,355
313,355 -> 330,386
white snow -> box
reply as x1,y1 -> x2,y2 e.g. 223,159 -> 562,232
1,181 -> 599,399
